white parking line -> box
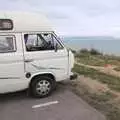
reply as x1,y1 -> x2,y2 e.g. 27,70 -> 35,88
32,101 -> 59,109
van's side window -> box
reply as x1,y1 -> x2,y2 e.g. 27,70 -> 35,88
24,33 -> 63,51
0,36 -> 16,53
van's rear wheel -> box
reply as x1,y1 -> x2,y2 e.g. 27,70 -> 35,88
30,76 -> 55,98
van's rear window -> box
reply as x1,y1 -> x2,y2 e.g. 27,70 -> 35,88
0,19 -> 13,30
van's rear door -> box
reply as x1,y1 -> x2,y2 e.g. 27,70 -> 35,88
0,33 -> 25,93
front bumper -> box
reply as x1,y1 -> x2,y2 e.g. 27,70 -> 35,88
70,73 -> 78,80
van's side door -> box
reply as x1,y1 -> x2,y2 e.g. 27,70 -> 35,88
23,32 -> 69,81
0,34 -> 25,93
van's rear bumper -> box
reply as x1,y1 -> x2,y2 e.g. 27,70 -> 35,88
70,73 -> 78,80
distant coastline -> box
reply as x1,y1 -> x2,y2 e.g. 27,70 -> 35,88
62,36 -> 120,56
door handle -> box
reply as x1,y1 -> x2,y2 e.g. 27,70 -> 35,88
24,59 -> 34,62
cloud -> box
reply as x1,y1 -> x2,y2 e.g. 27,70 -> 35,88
1,0 -> 120,36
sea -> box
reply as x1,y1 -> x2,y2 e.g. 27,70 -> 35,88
62,36 -> 120,56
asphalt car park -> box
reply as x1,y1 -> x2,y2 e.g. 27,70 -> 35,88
0,85 -> 106,120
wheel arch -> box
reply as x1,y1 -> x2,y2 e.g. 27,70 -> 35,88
29,72 -> 56,88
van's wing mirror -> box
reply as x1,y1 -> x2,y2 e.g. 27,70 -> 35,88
55,43 -> 58,52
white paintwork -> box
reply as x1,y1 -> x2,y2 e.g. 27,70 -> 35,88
32,101 -> 59,109
22,32 -> 69,82
0,11 -> 53,32
0,12 -> 74,94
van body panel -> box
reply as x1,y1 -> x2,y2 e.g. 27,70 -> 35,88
24,50 -> 69,81
0,33 -> 26,93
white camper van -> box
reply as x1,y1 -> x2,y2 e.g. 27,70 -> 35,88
0,12 -> 75,97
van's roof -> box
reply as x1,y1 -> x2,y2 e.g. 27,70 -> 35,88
0,11 -> 53,32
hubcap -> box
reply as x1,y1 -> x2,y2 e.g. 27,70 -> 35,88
36,80 -> 51,96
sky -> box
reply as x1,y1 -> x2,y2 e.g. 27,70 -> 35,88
1,0 -> 120,37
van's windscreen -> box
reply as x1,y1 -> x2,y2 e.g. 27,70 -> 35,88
0,19 -> 13,30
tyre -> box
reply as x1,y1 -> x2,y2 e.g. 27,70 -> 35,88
30,76 -> 55,98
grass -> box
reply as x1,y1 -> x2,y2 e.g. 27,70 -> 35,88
76,53 -> 120,67
71,51 -> 120,120
70,81 -> 120,120
72,64 -> 120,92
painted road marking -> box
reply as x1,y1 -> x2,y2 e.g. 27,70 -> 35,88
32,101 -> 59,109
